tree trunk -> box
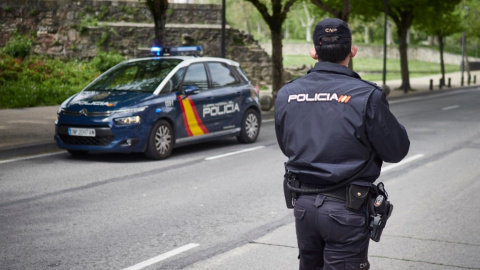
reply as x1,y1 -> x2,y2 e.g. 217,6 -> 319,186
340,0 -> 350,22
386,22 -> 393,45
397,24 -> 411,93
306,26 -> 311,42
270,23 -> 284,101
438,34 -> 445,86
149,0 -> 168,47
154,16 -> 167,47
364,26 -> 369,44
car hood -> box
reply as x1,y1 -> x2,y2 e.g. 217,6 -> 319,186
65,91 -> 153,111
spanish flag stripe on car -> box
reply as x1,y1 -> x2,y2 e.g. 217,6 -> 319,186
178,96 -> 209,136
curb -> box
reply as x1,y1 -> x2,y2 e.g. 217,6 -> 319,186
0,142 -> 60,160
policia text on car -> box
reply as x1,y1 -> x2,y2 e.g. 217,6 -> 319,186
275,18 -> 410,270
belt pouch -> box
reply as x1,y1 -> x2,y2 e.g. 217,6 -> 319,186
347,184 -> 370,211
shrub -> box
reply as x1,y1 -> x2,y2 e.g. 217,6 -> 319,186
75,16 -> 98,35
2,30 -> 33,58
0,54 -> 100,108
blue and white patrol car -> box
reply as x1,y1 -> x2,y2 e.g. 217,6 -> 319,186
55,47 -> 261,159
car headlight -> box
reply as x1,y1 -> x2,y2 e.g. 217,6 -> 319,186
115,106 -> 148,114
114,116 -> 141,125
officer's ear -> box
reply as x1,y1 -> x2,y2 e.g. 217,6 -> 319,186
309,47 -> 318,60
349,45 -> 358,59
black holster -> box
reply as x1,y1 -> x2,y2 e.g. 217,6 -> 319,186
368,182 -> 394,242
283,171 -> 300,209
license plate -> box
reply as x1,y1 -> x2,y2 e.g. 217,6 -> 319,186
68,127 -> 96,137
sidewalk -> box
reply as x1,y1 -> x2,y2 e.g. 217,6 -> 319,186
1,70 -> 479,160
374,70 -> 480,98
0,105 -> 59,160
183,222 -> 438,270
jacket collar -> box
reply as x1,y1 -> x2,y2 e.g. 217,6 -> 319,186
308,61 -> 361,79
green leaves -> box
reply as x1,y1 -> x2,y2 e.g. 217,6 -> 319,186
0,54 -> 102,109
1,30 -> 33,58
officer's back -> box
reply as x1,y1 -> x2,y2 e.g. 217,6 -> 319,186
274,18 -> 410,270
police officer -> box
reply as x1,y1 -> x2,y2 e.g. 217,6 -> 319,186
275,18 -> 410,269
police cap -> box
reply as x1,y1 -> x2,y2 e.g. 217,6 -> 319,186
313,18 -> 352,46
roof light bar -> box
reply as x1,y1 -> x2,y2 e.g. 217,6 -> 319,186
150,46 -> 203,57
151,46 -> 162,56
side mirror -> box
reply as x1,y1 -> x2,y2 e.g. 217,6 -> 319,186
184,85 -> 200,95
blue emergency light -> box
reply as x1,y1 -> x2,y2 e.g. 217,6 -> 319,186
150,46 -> 203,57
151,46 -> 162,56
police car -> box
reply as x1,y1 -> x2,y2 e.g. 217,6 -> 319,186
55,46 -> 261,159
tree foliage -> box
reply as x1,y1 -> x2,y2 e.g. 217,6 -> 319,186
462,0 -> 480,40
243,0 -> 300,102
348,0 -> 461,92
414,1 -> 462,85
310,0 -> 351,21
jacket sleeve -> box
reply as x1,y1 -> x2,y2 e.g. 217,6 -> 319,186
366,90 -> 410,163
274,92 -> 287,156
275,119 -> 287,156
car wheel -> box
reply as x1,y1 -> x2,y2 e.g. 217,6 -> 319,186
237,109 -> 260,143
145,120 -> 174,160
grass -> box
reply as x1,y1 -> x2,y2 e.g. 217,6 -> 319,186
283,55 -> 460,82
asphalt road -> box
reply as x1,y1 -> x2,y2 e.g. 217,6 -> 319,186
0,111 -> 291,270
1,88 -> 480,270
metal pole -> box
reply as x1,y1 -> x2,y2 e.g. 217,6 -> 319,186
221,0 -> 226,58
382,0 -> 388,87
461,6 -> 469,86
461,31 -> 465,86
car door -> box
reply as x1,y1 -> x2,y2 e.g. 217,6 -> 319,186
204,62 -> 243,132
177,62 -> 213,137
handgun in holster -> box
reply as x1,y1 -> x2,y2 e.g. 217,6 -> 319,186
369,182 -> 394,242
283,169 -> 300,209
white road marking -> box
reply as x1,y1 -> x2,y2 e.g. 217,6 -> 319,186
441,105 -> 459,111
381,154 -> 424,173
123,243 -> 200,270
0,152 -> 63,164
262,119 -> 275,123
205,145 -> 265,160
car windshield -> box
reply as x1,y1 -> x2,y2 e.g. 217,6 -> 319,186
84,58 -> 183,93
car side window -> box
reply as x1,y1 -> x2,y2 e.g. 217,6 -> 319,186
234,66 -> 249,83
183,63 -> 208,91
160,68 -> 185,94
207,62 -> 239,88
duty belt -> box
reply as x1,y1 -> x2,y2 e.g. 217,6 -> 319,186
301,184 -> 347,201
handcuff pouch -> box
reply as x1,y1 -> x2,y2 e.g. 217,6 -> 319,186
346,184 -> 370,211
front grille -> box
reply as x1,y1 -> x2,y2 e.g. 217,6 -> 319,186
56,125 -> 114,146
58,134 -> 114,146
61,109 -> 113,117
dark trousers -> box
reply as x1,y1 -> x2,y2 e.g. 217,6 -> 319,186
294,194 -> 370,270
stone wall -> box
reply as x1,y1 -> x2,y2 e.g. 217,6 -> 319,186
262,42 -> 480,66
0,0 -> 273,86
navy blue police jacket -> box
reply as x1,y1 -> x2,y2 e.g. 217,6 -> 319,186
275,61 -> 410,187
